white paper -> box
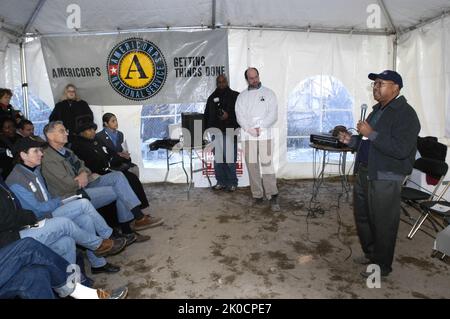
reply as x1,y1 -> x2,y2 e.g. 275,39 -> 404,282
430,203 -> 450,213
37,219 -> 46,228
122,140 -> 129,152
61,194 -> 82,205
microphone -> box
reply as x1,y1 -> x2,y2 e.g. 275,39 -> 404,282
360,104 -> 368,122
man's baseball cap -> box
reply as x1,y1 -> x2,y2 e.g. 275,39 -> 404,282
368,70 -> 403,89
13,136 -> 46,156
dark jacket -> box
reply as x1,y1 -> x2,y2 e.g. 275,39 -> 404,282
0,135 -> 19,179
354,95 -> 421,180
96,129 -> 125,153
204,87 -> 240,132
0,178 -> 37,248
49,100 -> 93,142
71,136 -> 129,175
0,104 -> 24,123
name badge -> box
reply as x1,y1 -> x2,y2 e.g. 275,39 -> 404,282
29,182 -> 37,192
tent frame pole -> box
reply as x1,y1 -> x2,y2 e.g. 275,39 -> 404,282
26,25 -> 391,38
377,0 -> 398,70
211,0 -> 216,29
23,0 -> 47,34
19,40 -> 29,119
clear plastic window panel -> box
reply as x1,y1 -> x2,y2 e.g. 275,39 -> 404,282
10,87 -> 52,138
287,75 -> 355,163
141,103 -> 204,168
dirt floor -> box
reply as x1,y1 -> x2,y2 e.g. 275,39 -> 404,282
92,179 -> 450,299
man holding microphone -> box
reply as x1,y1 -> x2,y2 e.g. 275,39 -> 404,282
338,70 -> 420,278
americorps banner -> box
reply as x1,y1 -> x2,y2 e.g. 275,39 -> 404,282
40,30 -> 228,105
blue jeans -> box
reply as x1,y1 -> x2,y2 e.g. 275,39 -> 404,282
213,134 -> 238,187
0,238 -> 78,299
51,199 -> 112,268
19,217 -> 102,265
85,171 -> 138,223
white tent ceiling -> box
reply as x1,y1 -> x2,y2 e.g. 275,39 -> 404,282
1,0 -> 450,39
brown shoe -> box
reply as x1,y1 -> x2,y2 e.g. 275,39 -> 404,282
94,238 -> 126,257
135,232 -> 151,243
94,239 -> 113,257
133,215 -> 164,231
122,232 -> 150,246
97,286 -> 128,299
105,237 -> 127,256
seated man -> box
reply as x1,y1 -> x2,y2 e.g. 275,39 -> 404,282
0,238 -> 127,299
16,119 -> 46,142
0,175 -> 125,269
41,121 -> 163,242
6,137 -> 123,274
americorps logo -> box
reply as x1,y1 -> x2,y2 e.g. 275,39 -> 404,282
107,38 -> 167,101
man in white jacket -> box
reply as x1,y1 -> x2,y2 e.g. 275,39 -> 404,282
235,68 -> 280,212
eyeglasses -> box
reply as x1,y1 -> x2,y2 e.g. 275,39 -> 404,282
55,128 -> 69,134
370,81 -> 394,88
67,90 -> 76,93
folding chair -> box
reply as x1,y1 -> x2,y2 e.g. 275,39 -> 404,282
402,158 -> 448,239
419,183 -> 450,259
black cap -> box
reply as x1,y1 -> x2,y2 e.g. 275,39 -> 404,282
13,137 -> 46,156
76,122 -> 97,134
368,70 -> 403,89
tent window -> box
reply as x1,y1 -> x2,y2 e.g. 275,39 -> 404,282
287,75 -> 354,162
9,87 -> 52,138
140,103 -> 204,168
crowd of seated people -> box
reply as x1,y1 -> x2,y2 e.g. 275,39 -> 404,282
0,85 -> 164,299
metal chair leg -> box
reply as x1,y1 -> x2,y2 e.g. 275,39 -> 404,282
408,212 -> 429,239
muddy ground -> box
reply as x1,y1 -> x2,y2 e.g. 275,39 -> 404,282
91,179 -> 450,299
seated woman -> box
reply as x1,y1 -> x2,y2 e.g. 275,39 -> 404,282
96,113 -> 139,178
72,122 -> 149,212
6,137 -> 126,274
0,238 -> 128,299
0,88 -> 24,124
0,117 -> 21,179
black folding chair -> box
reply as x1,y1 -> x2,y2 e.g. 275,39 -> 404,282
402,158 -> 448,239
415,182 -> 450,242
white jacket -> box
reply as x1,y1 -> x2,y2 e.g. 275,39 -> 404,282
235,85 -> 278,140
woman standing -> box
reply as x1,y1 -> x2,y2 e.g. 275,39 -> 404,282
49,84 -> 93,144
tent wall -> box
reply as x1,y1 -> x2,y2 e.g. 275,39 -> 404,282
397,15 -> 450,140
396,15 -> 450,200
24,39 -> 54,108
0,32 -> 21,91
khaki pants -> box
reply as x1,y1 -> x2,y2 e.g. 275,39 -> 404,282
244,139 -> 278,199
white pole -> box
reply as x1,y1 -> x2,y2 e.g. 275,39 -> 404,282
19,41 -> 29,119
